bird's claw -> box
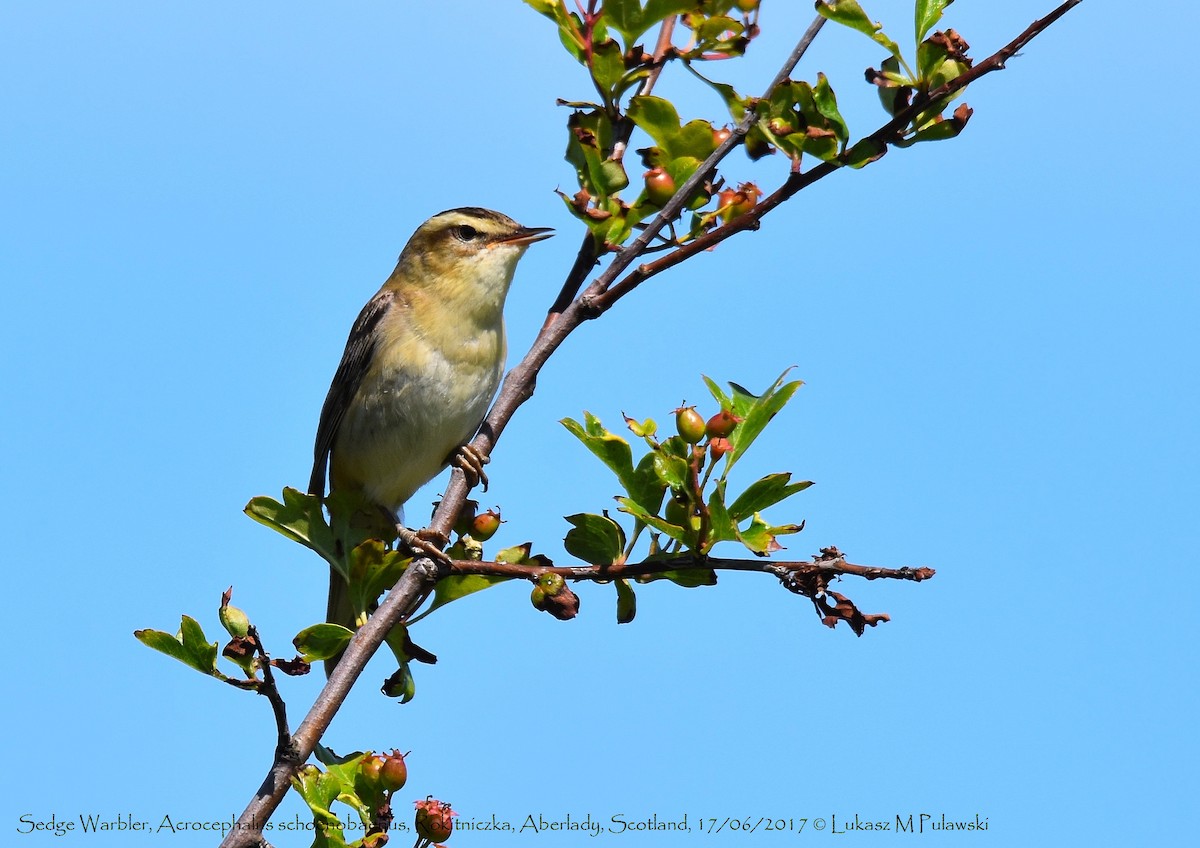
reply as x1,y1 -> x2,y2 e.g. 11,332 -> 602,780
450,444 -> 490,491
396,524 -> 452,565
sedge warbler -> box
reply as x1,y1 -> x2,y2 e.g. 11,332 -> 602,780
308,207 -> 552,646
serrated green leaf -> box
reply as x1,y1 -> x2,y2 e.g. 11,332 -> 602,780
564,513 -> 626,565
737,512 -> 783,555
815,0 -> 904,65
244,488 -> 342,573
293,623 -> 354,663
703,374 -> 734,410
722,369 -> 803,474
615,578 -> 636,623
915,0 -> 953,43
135,615 -> 220,676
728,473 -> 813,521
562,413 -> 637,490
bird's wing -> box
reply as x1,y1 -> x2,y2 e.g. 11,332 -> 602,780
308,288 -> 396,497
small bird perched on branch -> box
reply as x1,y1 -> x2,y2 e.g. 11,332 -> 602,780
308,207 -> 552,653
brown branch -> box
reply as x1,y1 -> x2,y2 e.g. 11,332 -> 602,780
219,559 -> 440,848
594,0 -> 1083,309
445,549 -> 934,585
544,14 -> 681,322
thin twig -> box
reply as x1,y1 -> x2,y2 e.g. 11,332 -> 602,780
445,550 -> 935,584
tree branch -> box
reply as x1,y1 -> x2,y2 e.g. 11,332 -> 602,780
219,559 -> 440,848
446,548 -> 934,585
594,0 -> 1083,308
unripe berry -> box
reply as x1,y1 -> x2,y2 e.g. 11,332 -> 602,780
219,604 -> 250,639
643,167 -> 675,205
664,495 -> 689,528
360,754 -> 385,786
735,0 -> 759,11
470,508 -> 502,541
706,409 -> 741,438
675,406 -> 706,444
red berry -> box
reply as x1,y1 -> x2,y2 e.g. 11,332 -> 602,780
706,409 -> 741,438
414,798 -> 456,843
709,436 -> 732,460
471,508 -> 501,541
379,749 -> 407,792
643,167 -> 675,205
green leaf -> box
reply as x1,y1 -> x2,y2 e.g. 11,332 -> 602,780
628,451 -> 668,517
715,369 -> 804,474
293,623 -> 354,663
815,0 -> 904,65
291,765 -> 351,842
704,479 -> 738,549
616,496 -> 686,543
615,578 -> 636,623
135,615 -> 220,677
812,73 -> 849,146
652,450 -> 689,490
737,512 -> 784,555
347,539 -> 410,617
628,95 -> 682,155
591,38 -> 627,101
606,0 -> 696,45
657,567 -> 718,587
738,513 -> 804,556
244,488 -> 342,574
728,472 -> 813,521
915,0 -> 953,43
562,413 -> 636,489
524,0 -> 588,63
564,110 -> 626,198
844,136 -> 886,168
423,574 -> 511,617
564,513 -> 626,565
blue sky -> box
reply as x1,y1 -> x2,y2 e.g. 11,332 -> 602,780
3,1 -> 1195,846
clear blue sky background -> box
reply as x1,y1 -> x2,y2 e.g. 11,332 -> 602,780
3,1 -> 1195,845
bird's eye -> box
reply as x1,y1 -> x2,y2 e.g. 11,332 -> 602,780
454,224 -> 479,242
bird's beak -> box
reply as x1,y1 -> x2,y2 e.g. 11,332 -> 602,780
496,226 -> 554,247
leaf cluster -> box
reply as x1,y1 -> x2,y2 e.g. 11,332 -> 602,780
561,370 -> 810,622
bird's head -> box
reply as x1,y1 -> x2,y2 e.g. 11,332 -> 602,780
393,207 -> 553,317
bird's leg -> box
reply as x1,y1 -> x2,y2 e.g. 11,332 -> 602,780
449,443 -> 490,491
396,524 -> 452,565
